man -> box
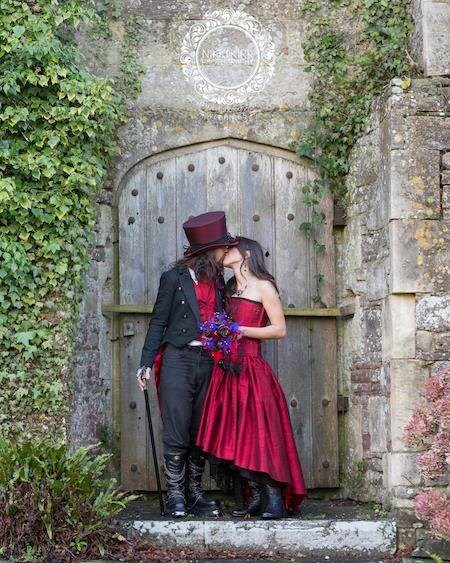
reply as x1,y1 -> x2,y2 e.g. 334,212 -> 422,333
136,211 -> 238,518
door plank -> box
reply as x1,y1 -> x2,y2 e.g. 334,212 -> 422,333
176,151 -> 208,256
238,150 -> 277,370
119,166 -> 151,490
119,166 -> 147,304
310,317 -> 339,487
273,157 -> 314,486
120,314 -> 153,490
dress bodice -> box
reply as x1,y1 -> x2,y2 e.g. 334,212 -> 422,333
226,297 -> 268,356
227,297 -> 268,327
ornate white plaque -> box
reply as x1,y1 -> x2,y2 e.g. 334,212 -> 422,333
180,7 -> 275,105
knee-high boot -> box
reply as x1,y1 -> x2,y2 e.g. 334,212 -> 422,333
186,452 -> 221,516
164,453 -> 187,518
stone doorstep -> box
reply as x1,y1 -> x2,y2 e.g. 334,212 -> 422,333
121,518 -> 397,556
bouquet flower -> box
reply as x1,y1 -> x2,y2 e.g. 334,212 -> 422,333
199,311 -> 242,375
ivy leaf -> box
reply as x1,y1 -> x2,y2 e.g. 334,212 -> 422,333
297,143 -> 315,158
299,222 -> 312,239
55,263 -> 68,274
48,136 -> 60,148
400,77 -> 411,90
15,332 -> 34,346
12,25 -> 26,37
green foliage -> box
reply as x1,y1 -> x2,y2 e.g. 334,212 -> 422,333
298,0 -> 414,204
89,0 -> 146,100
0,0 -> 137,438
0,436 -> 137,560
297,0 -> 413,299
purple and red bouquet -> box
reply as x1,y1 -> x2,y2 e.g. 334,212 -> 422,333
199,311 -> 242,375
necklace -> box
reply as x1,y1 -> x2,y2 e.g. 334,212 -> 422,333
234,283 -> 248,297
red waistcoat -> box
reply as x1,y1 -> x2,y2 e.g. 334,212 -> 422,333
193,277 -> 217,322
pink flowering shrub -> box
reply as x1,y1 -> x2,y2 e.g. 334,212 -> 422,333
403,367 -> 450,540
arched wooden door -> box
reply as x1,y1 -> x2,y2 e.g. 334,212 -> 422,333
116,139 -> 338,491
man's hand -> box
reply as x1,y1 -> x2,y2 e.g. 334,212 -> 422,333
136,366 -> 152,391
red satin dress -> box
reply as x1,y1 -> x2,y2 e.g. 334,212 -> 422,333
196,297 -> 308,512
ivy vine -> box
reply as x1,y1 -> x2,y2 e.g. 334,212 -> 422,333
296,0 -> 414,299
0,0 -> 143,438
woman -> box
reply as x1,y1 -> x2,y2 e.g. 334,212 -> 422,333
196,236 -> 308,519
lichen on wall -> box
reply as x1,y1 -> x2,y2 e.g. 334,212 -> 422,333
335,77 -> 449,530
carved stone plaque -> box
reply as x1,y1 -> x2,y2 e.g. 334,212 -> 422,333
180,7 -> 275,105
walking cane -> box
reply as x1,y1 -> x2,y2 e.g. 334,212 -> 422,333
143,382 -> 165,516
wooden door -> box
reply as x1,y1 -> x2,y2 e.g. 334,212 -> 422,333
117,139 -> 338,491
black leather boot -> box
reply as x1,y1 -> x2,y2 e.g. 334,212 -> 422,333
186,452 -> 221,516
231,480 -> 262,517
164,453 -> 187,518
261,483 -> 286,519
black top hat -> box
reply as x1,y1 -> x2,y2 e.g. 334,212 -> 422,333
183,211 -> 238,257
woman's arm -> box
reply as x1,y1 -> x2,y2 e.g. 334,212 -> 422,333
239,282 -> 287,340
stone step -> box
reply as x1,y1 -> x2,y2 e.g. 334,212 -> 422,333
118,517 -> 397,557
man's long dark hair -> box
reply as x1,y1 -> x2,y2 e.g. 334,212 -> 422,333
226,236 -> 279,296
172,250 -> 223,280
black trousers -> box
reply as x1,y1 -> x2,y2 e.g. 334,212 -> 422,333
159,343 -> 214,457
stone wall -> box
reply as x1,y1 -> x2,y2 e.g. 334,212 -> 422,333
70,2 -> 449,538
336,77 -> 449,525
70,189 -> 115,449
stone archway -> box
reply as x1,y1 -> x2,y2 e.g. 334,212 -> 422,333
112,138 -> 338,491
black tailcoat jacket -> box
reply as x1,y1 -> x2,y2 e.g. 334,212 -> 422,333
139,265 -> 225,368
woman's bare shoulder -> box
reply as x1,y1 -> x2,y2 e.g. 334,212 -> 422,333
255,279 -> 278,297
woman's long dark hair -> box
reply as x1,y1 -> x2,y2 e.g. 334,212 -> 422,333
226,236 -> 279,296
171,250 -> 222,280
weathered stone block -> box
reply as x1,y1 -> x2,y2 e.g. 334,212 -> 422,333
391,496 -> 415,509
367,180 -> 389,231
389,219 -> 449,293
416,295 -> 450,331
431,360 -> 450,375
390,360 -> 429,452
94,204 -> 113,248
336,218 -> 364,297
443,185 -> 450,222
406,116 -> 450,151
362,229 -> 389,263
345,401 -> 364,463
419,1 -> 450,76
347,128 -> 380,188
389,148 -> 441,220
131,518 -> 397,555
386,452 -> 422,487
416,329 -> 433,360
381,106 -> 407,150
356,306 -> 382,366
366,261 -> 389,301
442,151 -> 450,170
368,396 -> 389,452
382,295 -> 416,360
434,332 -> 450,360
412,536 -> 450,560
392,486 -> 418,499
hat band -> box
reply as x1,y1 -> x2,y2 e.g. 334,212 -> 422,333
186,232 -> 234,251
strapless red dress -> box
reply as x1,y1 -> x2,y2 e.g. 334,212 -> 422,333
196,297 -> 308,512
